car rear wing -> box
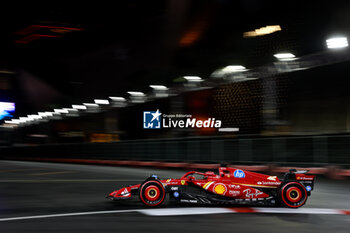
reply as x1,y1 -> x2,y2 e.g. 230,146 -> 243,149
284,169 -> 315,193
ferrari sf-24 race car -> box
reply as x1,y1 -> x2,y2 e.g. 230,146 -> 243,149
107,166 -> 315,208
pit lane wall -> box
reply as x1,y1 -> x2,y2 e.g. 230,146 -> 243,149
1,134 -> 350,176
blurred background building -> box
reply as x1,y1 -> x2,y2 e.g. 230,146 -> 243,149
1,0 -> 350,167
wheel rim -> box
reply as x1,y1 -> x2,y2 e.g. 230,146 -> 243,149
286,187 -> 302,202
281,182 -> 307,208
144,185 -> 161,201
139,180 -> 166,206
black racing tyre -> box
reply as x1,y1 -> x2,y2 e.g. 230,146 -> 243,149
280,182 -> 307,208
139,180 -> 166,207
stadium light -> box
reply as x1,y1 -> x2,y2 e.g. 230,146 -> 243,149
326,37 -> 348,49
218,128 -> 240,132
5,119 -> 21,124
4,120 -> 18,124
109,97 -> 126,101
83,103 -> 99,107
19,117 -> 31,122
211,65 -> 247,78
54,109 -> 69,114
273,53 -> 296,61
94,99 -> 110,105
38,112 -> 48,117
38,112 -> 53,117
243,25 -> 281,38
72,105 -> 87,110
127,91 -> 145,96
63,108 -> 78,112
149,85 -> 168,90
183,76 -> 203,82
11,120 -> 22,124
222,66 -> 247,72
28,115 -> 42,120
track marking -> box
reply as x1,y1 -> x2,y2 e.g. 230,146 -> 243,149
341,210 -> 350,215
139,207 -> 350,216
31,171 -> 75,176
0,207 -> 349,222
139,207 -> 233,216
251,208 -> 342,215
0,209 -> 138,222
0,168 -> 45,173
229,207 -> 256,213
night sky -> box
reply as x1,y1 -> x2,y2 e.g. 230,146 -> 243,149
1,0 -> 350,114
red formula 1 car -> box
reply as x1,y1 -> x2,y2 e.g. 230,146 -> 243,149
107,166 -> 315,208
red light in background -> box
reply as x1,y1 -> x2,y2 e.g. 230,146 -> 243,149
15,25 -> 84,35
14,25 -> 84,44
15,34 -> 61,44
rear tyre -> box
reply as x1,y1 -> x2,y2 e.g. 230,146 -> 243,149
280,182 -> 307,208
139,180 -> 166,207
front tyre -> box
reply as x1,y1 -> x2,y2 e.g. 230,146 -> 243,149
139,180 -> 166,207
280,182 -> 307,208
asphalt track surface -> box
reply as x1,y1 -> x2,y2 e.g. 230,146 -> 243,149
0,161 -> 350,233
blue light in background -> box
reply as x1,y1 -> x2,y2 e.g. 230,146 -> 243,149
0,102 -> 15,120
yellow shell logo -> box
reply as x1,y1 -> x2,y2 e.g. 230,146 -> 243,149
214,184 -> 226,195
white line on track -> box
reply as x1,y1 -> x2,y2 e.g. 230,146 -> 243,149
0,209 -> 139,222
140,207 -> 349,216
31,171 -> 75,176
138,207 -> 233,216
253,208 -> 342,215
0,207 -> 348,222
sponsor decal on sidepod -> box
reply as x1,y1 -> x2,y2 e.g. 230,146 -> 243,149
233,170 -> 245,178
